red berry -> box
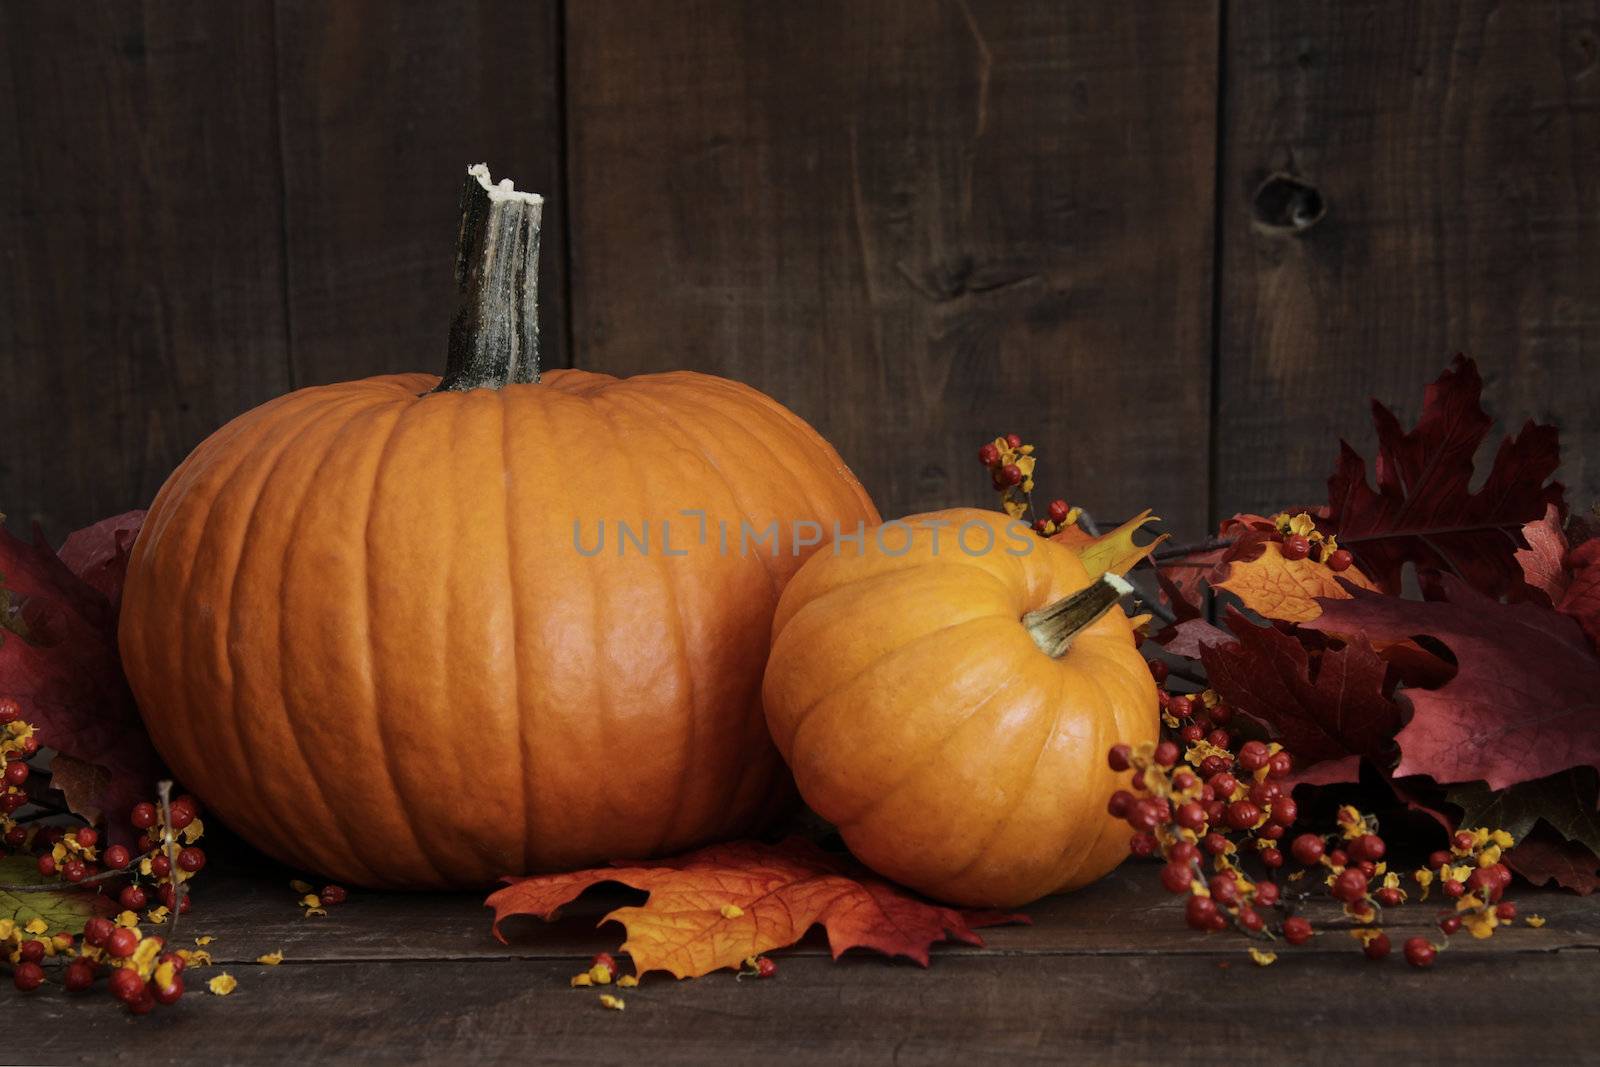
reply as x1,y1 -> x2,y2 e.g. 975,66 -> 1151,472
104,845 -> 131,869
1130,769 -> 1146,792
1031,518 -> 1050,535
1004,433 -> 1023,449
1,793 -> 25,813
160,952 -> 187,974
1281,534 -> 1311,561
1375,887 -> 1403,908
1107,790 -> 1134,818
1128,832 -> 1157,858
1356,860 -> 1378,879
1267,751 -> 1294,779
1179,723 -> 1206,745
159,883 -> 193,913
75,827 -> 99,848
1428,850 -> 1452,870
1168,841 -> 1200,865
107,927 -> 139,959
978,443 -> 1000,467
153,974 -> 184,1005
1351,834 -> 1386,862
62,859 -> 87,883
12,961 -> 44,992
1442,879 -> 1465,899
1327,548 -> 1354,572
1282,916 -> 1314,945
1153,741 -> 1180,767
36,855 -> 56,878
1453,831 -> 1476,851
1268,797 -> 1299,827
321,884 -> 348,906
177,847 -> 206,873
1403,937 -> 1436,968
1255,881 -> 1280,906
1208,874 -> 1239,905
0,697 -> 19,723
64,959 -> 95,993
1204,799 -> 1227,822
18,939 -> 45,964
1257,823 -> 1285,841
1363,932 -> 1392,961
1160,863 -> 1193,894
120,885 -> 148,911
1466,868 -> 1502,901
168,795 -> 198,830
1260,848 -> 1284,869
1208,772 -> 1238,798
1148,660 -> 1169,684
755,956 -> 778,979
129,986 -> 157,1015
1184,894 -> 1219,931
1495,901 -> 1516,921
1048,500 -> 1070,524
131,803 -> 157,830
1490,863 -> 1514,891
109,966 -> 145,1004
1000,464 -> 1023,487
1237,741 -> 1271,772
1202,832 -> 1230,855
1175,802 -> 1206,831
1248,781 -> 1281,807
1238,907 -> 1265,932
1206,729 -> 1232,750
150,855 -> 171,877
1168,695 -> 1193,719
1225,801 -> 1261,830
3,761 -> 28,787
1208,702 -> 1233,725
84,917 -> 115,947
1107,744 -> 1132,772
1439,915 -> 1462,935
1332,868 -> 1369,903
1172,770 -> 1197,791
1327,848 -> 1349,868
1199,755 -> 1230,778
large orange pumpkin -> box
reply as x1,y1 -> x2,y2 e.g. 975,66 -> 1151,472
118,167 -> 878,888
762,509 -> 1157,907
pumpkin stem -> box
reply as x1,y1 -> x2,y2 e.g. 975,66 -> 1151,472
1022,573 -> 1135,658
436,164 -> 545,393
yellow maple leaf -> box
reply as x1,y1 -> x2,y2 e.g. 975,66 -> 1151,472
1054,509 -> 1168,579
1215,542 -> 1378,622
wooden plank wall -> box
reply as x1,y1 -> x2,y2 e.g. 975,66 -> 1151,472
4,1 -> 1598,545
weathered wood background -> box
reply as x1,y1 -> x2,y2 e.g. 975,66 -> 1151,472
5,0 -> 1599,543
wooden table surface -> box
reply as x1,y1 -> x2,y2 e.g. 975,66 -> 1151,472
12,845 -> 1600,1066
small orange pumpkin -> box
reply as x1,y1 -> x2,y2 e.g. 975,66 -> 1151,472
762,508 -> 1158,907
118,167 -> 878,887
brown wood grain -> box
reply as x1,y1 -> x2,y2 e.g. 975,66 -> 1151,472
0,1 -> 293,541
1216,0 -> 1600,520
272,0 -> 568,389
565,1 -> 1219,529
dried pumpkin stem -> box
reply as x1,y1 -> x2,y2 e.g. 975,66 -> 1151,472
436,163 -> 544,393
1022,573 -> 1134,658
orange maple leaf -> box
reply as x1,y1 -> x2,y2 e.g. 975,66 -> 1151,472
1215,542 -> 1378,623
485,838 -> 1024,979
1053,509 -> 1168,578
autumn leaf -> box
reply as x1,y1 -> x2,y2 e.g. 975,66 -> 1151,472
1199,609 -> 1403,784
1324,356 -> 1564,599
0,856 -> 114,934
1307,576 -> 1600,791
1445,769 -> 1600,859
486,838 -> 1023,979
1214,541 -> 1379,623
1053,510 -> 1168,579
1157,513 -> 1279,613
1504,832 -> 1600,895
1515,506 -> 1600,652
0,514 -> 164,838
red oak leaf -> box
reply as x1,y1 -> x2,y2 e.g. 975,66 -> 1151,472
1307,576 -> 1600,791
1325,356 -> 1563,599
1515,506 -> 1571,602
0,515 -> 163,839
1504,832 -> 1600,895
486,837 -> 1023,978
1198,609 -> 1403,783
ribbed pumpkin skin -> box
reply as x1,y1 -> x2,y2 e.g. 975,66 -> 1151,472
762,509 -> 1158,908
120,369 -> 877,889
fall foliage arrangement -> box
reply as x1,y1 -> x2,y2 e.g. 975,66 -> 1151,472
1,165 -> 1593,1014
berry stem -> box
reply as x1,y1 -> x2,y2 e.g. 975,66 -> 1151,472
157,781 -> 185,939
0,847 -> 159,893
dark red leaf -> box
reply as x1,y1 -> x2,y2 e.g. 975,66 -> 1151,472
1199,609 -> 1403,784
56,511 -> 145,615
1325,356 -> 1563,599
1504,831 -> 1600,895
1307,576 -> 1600,791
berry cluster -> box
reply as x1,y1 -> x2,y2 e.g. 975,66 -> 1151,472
977,434 -> 1078,536
1108,673 -> 1529,968
1267,511 -> 1352,571
0,695 -> 214,1011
